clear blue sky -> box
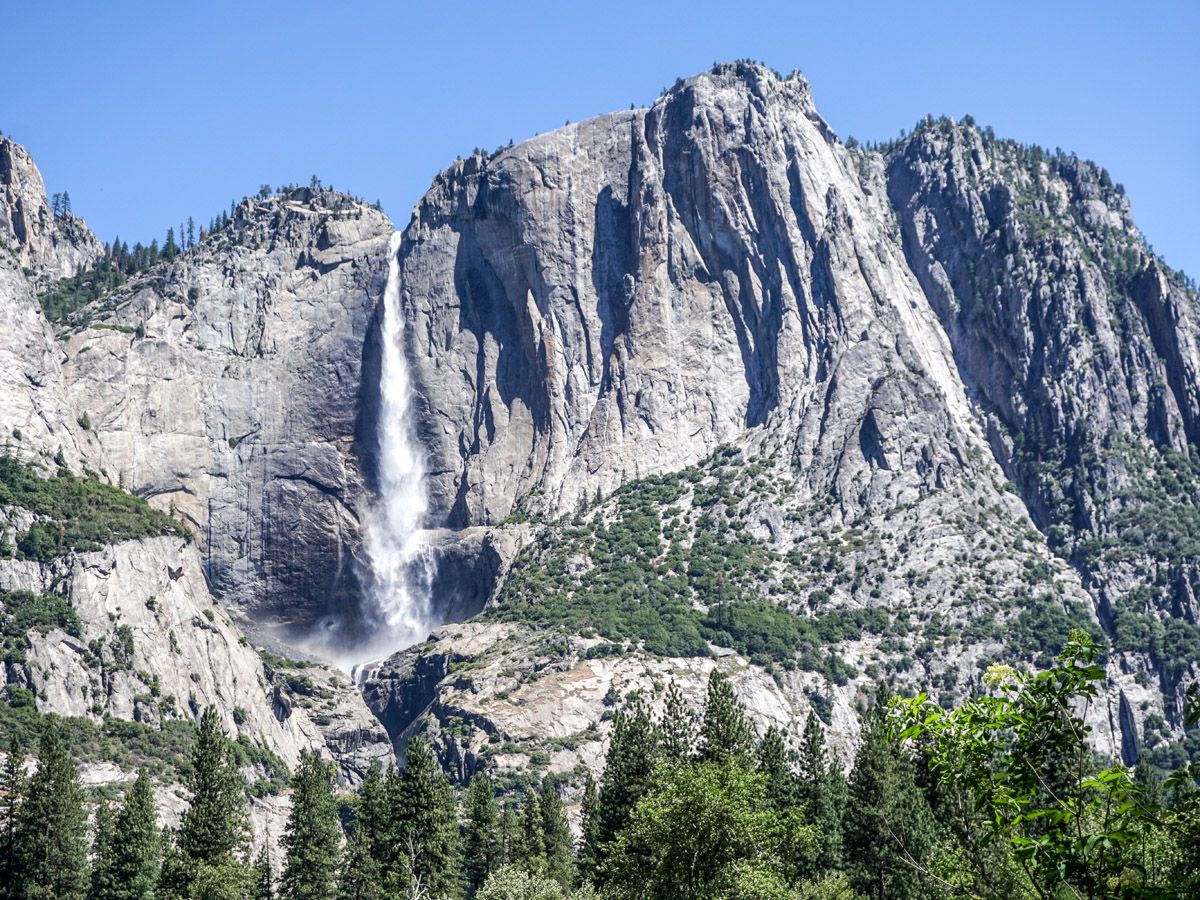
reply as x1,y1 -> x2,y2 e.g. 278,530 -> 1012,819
4,1 -> 1197,277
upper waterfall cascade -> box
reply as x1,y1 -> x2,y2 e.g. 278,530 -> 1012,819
356,230 -> 433,668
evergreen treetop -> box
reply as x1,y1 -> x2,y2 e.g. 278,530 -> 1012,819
11,727 -> 90,900
280,751 -> 342,900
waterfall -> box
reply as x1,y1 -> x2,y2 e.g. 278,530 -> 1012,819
355,231 -> 433,668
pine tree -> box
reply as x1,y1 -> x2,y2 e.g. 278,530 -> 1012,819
352,763 -> 395,878
0,737 -> 24,898
698,671 -> 754,765
254,845 -> 274,900
797,713 -> 835,817
337,825 -> 381,900
577,772 -> 600,881
796,709 -> 827,799
538,776 -> 575,888
11,727 -> 90,900
844,690 -> 938,899
513,789 -> 545,874
795,710 -> 844,871
89,798 -> 116,899
165,706 -> 251,896
659,681 -> 696,761
394,737 -> 459,897
186,216 -> 196,248
461,772 -> 501,895
280,752 -> 342,900
178,707 -> 250,860
91,771 -> 161,900
591,698 -> 659,876
498,802 -> 520,865
756,725 -> 796,811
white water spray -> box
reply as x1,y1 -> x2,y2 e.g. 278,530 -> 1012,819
355,231 -> 433,669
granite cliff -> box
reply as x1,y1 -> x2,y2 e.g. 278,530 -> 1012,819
2,62 -> 1198,825
364,63 -> 1200,794
0,136 -> 390,839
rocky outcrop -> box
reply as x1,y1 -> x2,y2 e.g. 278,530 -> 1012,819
0,135 -> 101,279
887,119 -> 1200,718
365,622 -> 849,783
59,190 -> 393,637
0,535 -> 391,777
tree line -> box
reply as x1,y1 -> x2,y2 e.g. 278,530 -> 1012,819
2,632 -> 1198,898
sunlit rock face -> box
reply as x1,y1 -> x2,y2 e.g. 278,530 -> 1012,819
60,189 -> 393,637
363,62 -> 1199,785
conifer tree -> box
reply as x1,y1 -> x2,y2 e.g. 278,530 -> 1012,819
591,698 -> 659,876
461,772 -> 502,895
164,706 -> 251,897
92,771 -> 161,900
796,709 -> 843,869
844,690 -> 938,899
254,845 -> 274,900
698,671 -> 754,765
756,725 -> 796,811
337,825 -> 382,900
89,798 -> 116,899
659,681 -> 696,761
11,727 -> 90,900
796,709 -> 827,798
352,763 -> 397,880
577,772 -> 600,881
280,752 -> 342,900
178,707 -> 250,860
514,789 -> 545,874
498,801 -> 520,865
538,776 -> 575,888
394,737 -> 459,897
0,737 -> 25,897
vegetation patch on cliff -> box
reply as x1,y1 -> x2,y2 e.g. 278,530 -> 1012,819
0,686 -> 288,792
0,589 -> 82,663
0,453 -> 189,561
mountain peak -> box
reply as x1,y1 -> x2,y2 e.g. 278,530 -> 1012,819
0,134 -> 101,278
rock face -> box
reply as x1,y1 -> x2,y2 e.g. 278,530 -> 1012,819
60,190 -> 393,636
363,62 -> 1200,789
887,126 -> 1200,720
401,65 -> 978,528
0,143 -> 391,797
0,135 -> 101,279
5,59 -> 1200,818
0,536 -> 391,773
0,258 -> 91,473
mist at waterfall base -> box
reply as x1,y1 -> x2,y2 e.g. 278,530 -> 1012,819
309,232 -> 437,676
